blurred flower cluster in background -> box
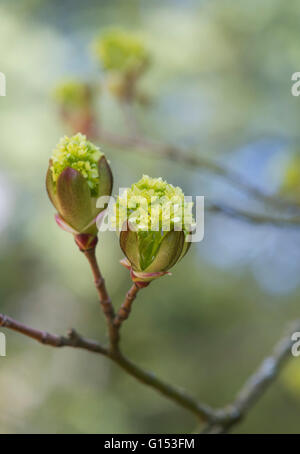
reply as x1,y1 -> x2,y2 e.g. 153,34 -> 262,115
1,0 -> 300,433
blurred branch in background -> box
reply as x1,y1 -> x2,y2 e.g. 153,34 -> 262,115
98,130 -> 292,212
94,115 -> 300,228
201,320 -> 300,433
207,202 -> 300,227
59,84 -> 300,225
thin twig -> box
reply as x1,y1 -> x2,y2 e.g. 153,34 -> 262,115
82,245 -> 122,354
83,246 -> 115,322
207,202 -> 300,227
114,284 -> 140,328
109,283 -> 141,351
82,245 -> 140,354
0,313 -> 108,355
201,320 -> 300,433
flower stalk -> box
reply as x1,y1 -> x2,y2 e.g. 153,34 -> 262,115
83,244 -> 115,322
114,283 -> 140,328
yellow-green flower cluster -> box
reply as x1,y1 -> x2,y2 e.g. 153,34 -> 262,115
53,80 -> 90,110
115,174 -> 194,233
51,133 -> 103,196
93,29 -> 149,75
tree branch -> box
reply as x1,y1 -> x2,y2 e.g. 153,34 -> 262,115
202,320 -> 300,433
207,202 -> 300,227
97,129 -> 300,215
113,350 -> 215,420
79,247 -> 214,420
1,310 -> 298,431
0,311 -> 214,421
0,313 -> 108,355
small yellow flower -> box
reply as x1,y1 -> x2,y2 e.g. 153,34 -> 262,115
115,174 -> 194,234
50,133 -> 103,196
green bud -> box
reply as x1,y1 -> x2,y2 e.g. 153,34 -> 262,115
53,80 -> 93,111
93,29 -> 150,77
53,80 -> 97,136
46,133 -> 113,242
117,175 -> 193,286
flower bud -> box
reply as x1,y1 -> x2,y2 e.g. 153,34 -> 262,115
92,29 -> 150,101
116,175 -> 193,286
53,80 -> 98,136
46,133 -> 113,247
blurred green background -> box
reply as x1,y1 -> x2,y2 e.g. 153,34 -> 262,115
1,0 -> 300,434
